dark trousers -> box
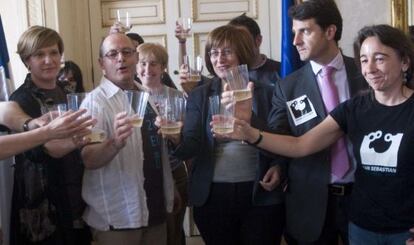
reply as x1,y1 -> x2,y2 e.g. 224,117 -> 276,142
285,191 -> 351,245
193,182 -> 284,245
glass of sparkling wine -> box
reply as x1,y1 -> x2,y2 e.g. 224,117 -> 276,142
225,64 -> 251,102
209,94 -> 234,134
125,90 -> 149,127
160,96 -> 186,135
67,92 -> 107,143
116,9 -> 132,32
182,54 -> 203,93
177,17 -> 192,39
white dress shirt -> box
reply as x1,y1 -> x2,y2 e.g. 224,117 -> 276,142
81,77 -> 174,231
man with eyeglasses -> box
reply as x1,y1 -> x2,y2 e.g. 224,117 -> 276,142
80,33 -> 174,245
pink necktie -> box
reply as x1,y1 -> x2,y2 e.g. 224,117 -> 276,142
320,66 -> 350,179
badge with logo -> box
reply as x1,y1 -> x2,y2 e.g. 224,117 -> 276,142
287,95 -> 317,126
360,130 -> 403,173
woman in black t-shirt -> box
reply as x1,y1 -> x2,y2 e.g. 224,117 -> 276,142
217,25 -> 414,244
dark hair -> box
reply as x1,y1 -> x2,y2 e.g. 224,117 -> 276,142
228,13 -> 261,39
353,24 -> 414,88
58,60 -> 85,92
204,25 -> 255,77
126,33 -> 144,45
288,0 -> 342,42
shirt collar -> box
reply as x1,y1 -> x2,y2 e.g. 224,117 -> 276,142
250,54 -> 268,70
99,76 -> 124,98
310,51 -> 344,76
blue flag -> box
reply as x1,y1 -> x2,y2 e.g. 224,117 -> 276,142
280,0 -> 302,78
0,15 -> 14,101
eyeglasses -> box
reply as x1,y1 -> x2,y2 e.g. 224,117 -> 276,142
104,48 -> 136,60
208,48 -> 233,59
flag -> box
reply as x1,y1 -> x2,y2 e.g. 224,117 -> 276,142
0,15 -> 15,101
0,15 -> 15,245
280,0 -> 303,78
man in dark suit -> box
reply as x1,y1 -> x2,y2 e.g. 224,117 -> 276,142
267,0 -> 367,244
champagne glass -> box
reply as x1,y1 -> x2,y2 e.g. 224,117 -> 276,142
209,95 -> 234,134
160,96 -> 186,135
182,55 -> 203,93
67,92 -> 107,143
116,9 -> 132,32
124,90 -> 150,127
225,64 -> 251,102
177,17 -> 192,39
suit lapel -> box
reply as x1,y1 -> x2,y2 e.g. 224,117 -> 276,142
343,56 -> 367,96
301,63 -> 327,118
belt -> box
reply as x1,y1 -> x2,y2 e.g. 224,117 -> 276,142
328,183 -> 353,196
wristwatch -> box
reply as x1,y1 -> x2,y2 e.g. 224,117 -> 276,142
23,118 -> 33,131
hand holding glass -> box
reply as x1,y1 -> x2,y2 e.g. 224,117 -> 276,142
209,95 -> 234,134
125,90 -> 149,127
160,96 -> 186,135
182,55 -> 203,92
177,17 -> 192,39
67,92 -> 107,143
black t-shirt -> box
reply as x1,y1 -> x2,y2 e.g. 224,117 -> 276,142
249,56 -> 280,85
331,92 -> 414,232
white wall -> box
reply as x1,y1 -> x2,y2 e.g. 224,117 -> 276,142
336,0 -> 391,57
0,0 -> 395,90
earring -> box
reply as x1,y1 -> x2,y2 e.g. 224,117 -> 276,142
402,70 -> 408,85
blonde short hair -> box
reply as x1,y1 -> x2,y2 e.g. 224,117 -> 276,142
17,26 -> 64,67
137,43 -> 168,69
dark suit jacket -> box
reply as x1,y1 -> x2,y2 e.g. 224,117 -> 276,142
267,55 -> 367,242
174,76 -> 284,207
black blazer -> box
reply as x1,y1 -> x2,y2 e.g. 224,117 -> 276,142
174,76 -> 284,207
267,55 -> 367,242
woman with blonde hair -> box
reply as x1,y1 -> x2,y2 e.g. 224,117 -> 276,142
9,26 -> 92,245
136,42 -> 187,245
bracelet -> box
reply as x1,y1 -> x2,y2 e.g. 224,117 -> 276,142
22,118 -> 33,131
248,130 -> 263,146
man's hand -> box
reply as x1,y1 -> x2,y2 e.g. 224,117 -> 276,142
175,21 -> 188,43
112,112 -> 133,150
260,165 -> 282,191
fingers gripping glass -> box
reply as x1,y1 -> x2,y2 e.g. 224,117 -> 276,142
104,48 -> 136,60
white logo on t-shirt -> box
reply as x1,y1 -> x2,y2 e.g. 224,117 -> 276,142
287,95 -> 317,126
360,130 -> 403,168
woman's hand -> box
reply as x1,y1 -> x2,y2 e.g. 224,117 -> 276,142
221,82 -> 254,122
155,115 -> 182,145
211,116 -> 258,143
45,109 -> 95,140
260,165 -> 282,191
